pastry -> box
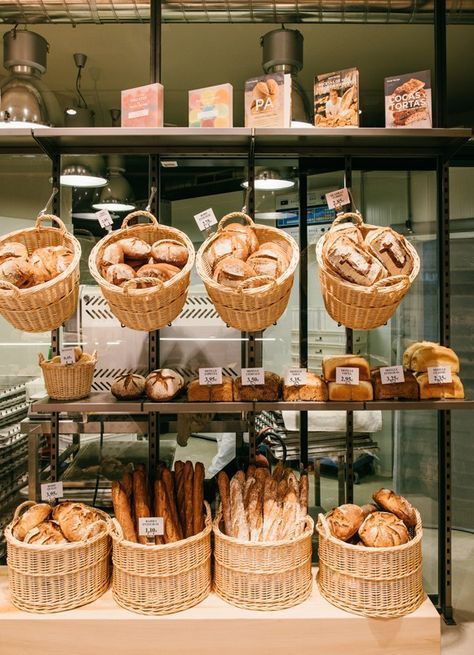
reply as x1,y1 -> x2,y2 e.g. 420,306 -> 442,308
328,504 -> 366,541
371,369 -> 419,400
117,237 -> 151,260
283,372 -> 328,401
104,263 -> 136,286
187,376 -> 234,402
328,380 -> 373,401
212,257 -> 257,289
324,236 -> 387,287
12,503 -> 51,541
417,372 -> 464,399
372,489 -> 417,527
208,233 -> 250,268
0,257 -> 34,288
222,223 -> 259,254
112,482 -> 138,542
0,241 -> 28,263
408,344 -> 460,374
323,355 -> 371,382
233,371 -> 281,402
102,243 -> 124,268
365,227 -> 414,276
151,239 -> 188,268
359,511 -> 410,548
145,369 -> 184,401
23,520 -> 67,545
217,471 -> 232,537
111,374 -> 146,399
402,341 -> 437,369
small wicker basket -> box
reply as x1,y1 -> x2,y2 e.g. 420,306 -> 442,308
212,513 -> 314,611
39,351 -> 97,401
110,503 -> 212,615
5,501 -> 111,613
316,212 -> 420,330
196,212 -> 299,332
88,211 -> 195,331
0,215 -> 81,333
316,510 -> 425,618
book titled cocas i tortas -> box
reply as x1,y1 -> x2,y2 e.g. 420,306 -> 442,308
385,70 -> 432,128
244,73 -> 291,128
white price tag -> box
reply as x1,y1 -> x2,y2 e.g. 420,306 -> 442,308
60,348 -> 76,366
41,481 -> 63,502
199,367 -> 223,386
241,368 -> 265,386
325,188 -> 351,210
428,366 -> 452,385
138,517 -> 164,538
380,365 -> 405,385
194,208 -> 218,232
285,368 -> 308,387
96,209 -> 114,229
335,367 -> 359,386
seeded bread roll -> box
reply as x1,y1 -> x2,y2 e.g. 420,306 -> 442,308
323,355 -> 371,382
233,371 -> 281,402
283,372 -> 328,401
151,239 -> 188,269
372,488 -> 417,527
359,511 -> 410,548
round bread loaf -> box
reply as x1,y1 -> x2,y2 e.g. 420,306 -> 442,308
151,239 -> 188,268
328,504 -> 365,541
359,511 -> 410,547
247,252 -> 285,279
111,374 -> 146,399
102,242 -> 124,267
136,262 -> 180,282
52,502 -> 105,542
117,237 -> 151,260
50,245 -> 74,274
12,503 -> 52,541
23,520 -> 67,545
0,241 -> 29,264
213,256 -> 257,289
105,263 -> 136,286
0,257 -> 34,288
208,233 -> 250,268
145,368 -> 184,402
372,488 -> 417,527
222,223 -> 259,255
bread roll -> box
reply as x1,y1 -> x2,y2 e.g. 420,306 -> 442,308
372,489 -> 417,527
112,481 -> 137,542
230,475 -> 249,540
151,239 -> 188,268
417,372 -> 464,399
254,241 -> 289,266
359,511 -> 410,547
328,380 -> 373,401
371,369 -> 419,400
117,237 -> 151,260
233,371 -> 281,401
403,341 -> 437,369
23,520 -> 67,545
111,374 -> 146,399
187,376 -> 233,402
0,241 -> 28,264
323,355 -> 371,382
105,263 -> 136,286
328,504 -> 366,541
145,369 -> 184,402
212,257 -> 257,289
283,372 -> 328,401
327,222 -> 363,246
208,233 -> 249,268
217,471 -> 232,536
136,262 -> 180,282
365,227 -> 414,276
409,344 -> 460,374
325,236 -> 387,286
12,503 -> 51,541
0,257 -> 34,288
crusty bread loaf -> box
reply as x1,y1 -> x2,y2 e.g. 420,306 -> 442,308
102,243 -> 124,267
104,263 -> 136,286
359,511 -> 410,547
283,372 -> 328,401
145,369 -> 184,402
371,368 -> 419,400
365,227 -> 414,276
187,376 -> 234,402
328,504 -> 366,541
328,380 -> 373,401
0,241 -> 28,264
112,481 -> 138,542
372,489 -> 417,527
0,257 -> 34,288
409,344 -> 460,374
12,503 -> 51,541
151,239 -> 188,269
117,237 -> 151,260
136,262 -> 180,282
324,236 -> 387,286
212,256 -> 256,289
230,476 -> 249,540
221,223 -> 259,255
111,374 -> 146,399
326,222 -> 363,246
323,355 -> 371,382
193,462 -> 205,535
402,341 -> 437,369
233,371 -> 281,401
218,471 -> 232,537
208,233 -> 250,268
417,372 -> 464,399
24,520 -> 67,545
54,502 -> 104,542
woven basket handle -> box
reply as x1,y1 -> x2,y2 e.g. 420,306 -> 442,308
332,212 -> 363,228
236,275 -> 276,293
0,280 -> 20,297
318,512 -> 331,538
13,500 -> 38,521
121,210 -> 159,229
34,214 -> 67,233
218,212 -> 255,231
122,277 -> 164,295
372,274 -> 410,291
38,352 -> 46,366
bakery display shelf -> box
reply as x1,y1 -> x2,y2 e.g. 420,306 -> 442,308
141,400 -> 253,413
254,400 -> 365,411
0,128 -> 38,154
31,392 -> 145,415
365,399 -> 474,410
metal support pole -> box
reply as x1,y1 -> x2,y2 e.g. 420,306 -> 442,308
150,0 -> 162,84
50,154 -> 61,482
246,132 -> 257,465
434,0 -> 447,128
344,156 -> 354,503
298,161 -> 308,468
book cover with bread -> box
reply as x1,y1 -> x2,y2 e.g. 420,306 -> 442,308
121,82 -> 164,128
189,83 -> 233,128
314,68 -> 359,127
244,73 -> 291,128
384,70 -> 432,128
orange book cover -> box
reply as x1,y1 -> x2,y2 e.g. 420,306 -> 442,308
121,83 -> 164,128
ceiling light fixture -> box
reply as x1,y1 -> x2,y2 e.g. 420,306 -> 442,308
60,155 -> 107,188
92,155 -> 135,212
242,168 -> 295,191
64,53 -> 95,127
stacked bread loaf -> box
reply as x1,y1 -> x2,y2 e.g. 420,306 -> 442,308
0,241 -> 73,288
111,461 -> 206,544
322,355 -> 373,401
402,341 -> 464,399
100,236 -> 188,288
327,488 -> 418,548
217,463 -> 309,542
11,501 -> 106,545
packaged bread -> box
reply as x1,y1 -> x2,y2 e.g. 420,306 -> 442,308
408,344 -> 460,374
111,373 -> 146,400
324,236 -> 387,286
328,380 -> 373,401
145,369 -> 184,402
416,372 -> 464,399
359,511 -> 410,548
187,376 -> 233,402
402,341 -> 437,369
371,368 -> 419,400
151,239 -> 188,268
233,371 -> 281,401
283,372 -> 328,401
322,355 -> 371,382
365,227 -> 414,276
372,489 -> 417,527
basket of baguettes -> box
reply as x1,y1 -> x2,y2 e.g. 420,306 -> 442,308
39,346 -> 97,401
5,500 -> 111,613
316,211 -> 420,330
110,462 -> 212,615
0,214 -> 81,332
213,464 -> 313,610
89,210 -> 195,331
316,489 -> 424,618
196,212 -> 299,332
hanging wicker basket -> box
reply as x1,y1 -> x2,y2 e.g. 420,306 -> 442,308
196,212 -> 299,332
316,212 -> 420,330
316,510 -> 425,618
89,211 -> 195,331
5,501 -> 111,614
0,215 -> 81,333
39,351 -> 97,401
110,502 -> 212,615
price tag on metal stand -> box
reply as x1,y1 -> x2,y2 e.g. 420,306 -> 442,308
199,367 -> 223,386
96,209 -> 114,229
325,188 -> 351,210
138,517 -> 164,538
41,481 -> 63,502
194,208 -> 217,232
60,348 -> 76,366
428,366 -> 452,384
284,368 -> 308,387
335,367 -> 359,386
380,365 -> 405,385
241,368 -> 265,386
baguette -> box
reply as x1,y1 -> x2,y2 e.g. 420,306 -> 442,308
162,468 -> 183,540
154,479 -> 181,544
262,478 -> 280,541
133,469 -> 151,544
193,462 -> 205,535
278,488 -> 298,540
183,461 -> 194,538
277,479 -> 288,503
152,480 -> 165,545
217,471 -> 232,536
243,477 -> 256,509
120,472 -> 133,499
246,464 -> 256,480
272,462 -> 285,483
284,469 -> 299,500
230,476 -> 249,540
174,460 -> 186,534
299,474 -> 309,516
112,481 -> 137,543
255,467 -> 270,483
247,479 -> 264,542
233,470 -> 246,488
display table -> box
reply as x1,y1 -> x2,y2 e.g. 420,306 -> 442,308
0,566 -> 440,655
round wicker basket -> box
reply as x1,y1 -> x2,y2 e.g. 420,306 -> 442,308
316,509 -> 425,618
88,211 -> 195,331
39,351 -> 97,401
212,513 -> 314,611
5,501 -> 111,613
196,212 -> 299,332
0,215 -> 81,333
110,503 -> 212,615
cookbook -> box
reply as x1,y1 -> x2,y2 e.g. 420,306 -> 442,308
188,83 -> 233,128
384,70 -> 432,128
314,68 -> 359,127
121,82 -> 164,128
244,73 -> 291,128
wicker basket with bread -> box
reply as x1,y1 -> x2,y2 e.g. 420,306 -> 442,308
39,347 -> 97,401
196,212 -> 299,332
89,211 -> 195,331
316,212 -> 420,330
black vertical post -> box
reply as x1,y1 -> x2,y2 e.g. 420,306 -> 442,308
298,161 -> 309,469
344,156 -> 354,503
50,154 -> 61,482
434,0 -> 447,128
150,0 -> 162,85
247,132 -> 257,465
